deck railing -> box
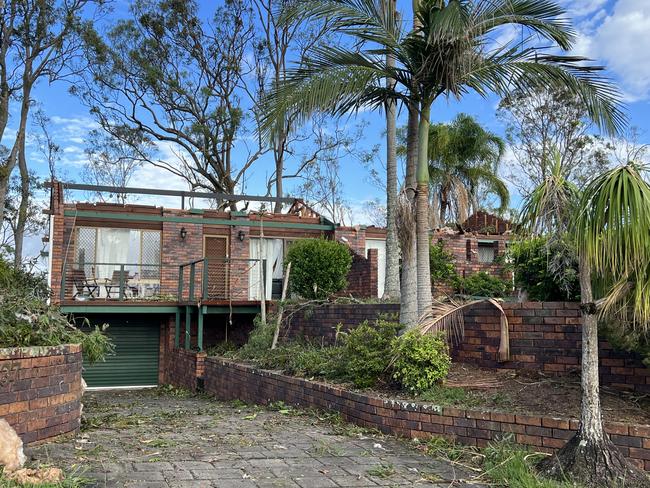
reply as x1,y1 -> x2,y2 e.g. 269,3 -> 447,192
60,258 -> 265,303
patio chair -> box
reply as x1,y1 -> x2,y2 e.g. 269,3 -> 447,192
70,268 -> 99,299
104,270 -> 139,299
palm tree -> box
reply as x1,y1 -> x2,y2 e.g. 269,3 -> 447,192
261,0 -> 624,324
520,162 -> 650,486
424,113 -> 508,226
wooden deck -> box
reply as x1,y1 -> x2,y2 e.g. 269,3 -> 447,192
60,299 -> 263,314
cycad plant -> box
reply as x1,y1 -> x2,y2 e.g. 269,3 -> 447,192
520,161 -> 650,486
261,0 -> 624,324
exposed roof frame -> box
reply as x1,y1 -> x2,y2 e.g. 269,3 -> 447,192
46,181 -> 296,208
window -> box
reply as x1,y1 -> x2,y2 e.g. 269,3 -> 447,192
74,227 -> 161,280
478,241 -> 497,264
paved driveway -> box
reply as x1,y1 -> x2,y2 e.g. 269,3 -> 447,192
28,389 -> 479,487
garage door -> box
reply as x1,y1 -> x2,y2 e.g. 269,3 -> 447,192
83,320 -> 160,388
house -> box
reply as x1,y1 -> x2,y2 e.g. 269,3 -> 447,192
431,210 -> 514,294
46,182 -> 385,388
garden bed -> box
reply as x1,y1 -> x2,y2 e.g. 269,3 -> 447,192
385,362 -> 650,426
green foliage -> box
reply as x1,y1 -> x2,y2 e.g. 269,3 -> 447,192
285,239 -> 352,299
0,258 -> 112,364
456,271 -> 509,298
417,385 -> 480,407
338,319 -> 401,388
508,237 -> 580,301
391,331 -> 451,393
600,321 -> 650,368
0,259 -> 48,298
429,242 -> 459,287
482,441 -> 576,488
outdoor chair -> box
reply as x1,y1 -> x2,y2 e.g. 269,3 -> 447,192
104,270 -> 139,299
70,268 -> 99,299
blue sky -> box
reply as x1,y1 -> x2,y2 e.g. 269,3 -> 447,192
13,0 -> 650,245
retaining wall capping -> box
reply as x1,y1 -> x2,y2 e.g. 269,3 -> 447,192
0,344 -> 83,445
283,302 -> 648,394
202,358 -> 650,472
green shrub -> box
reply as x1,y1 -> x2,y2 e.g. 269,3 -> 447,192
391,331 -> 451,393
339,319 -> 401,388
285,238 -> 353,299
600,321 -> 650,368
0,258 -> 48,298
456,271 -> 510,298
291,346 -> 346,378
508,236 -> 580,301
0,291 -> 113,364
430,242 -> 459,287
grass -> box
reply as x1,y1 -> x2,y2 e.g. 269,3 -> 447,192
422,437 -> 580,488
366,463 -> 396,478
417,385 -> 512,409
0,468 -> 91,487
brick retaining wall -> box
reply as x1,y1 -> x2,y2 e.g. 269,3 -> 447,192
283,303 -> 400,345
203,358 -> 650,471
165,348 -> 206,392
461,302 -> 649,394
283,302 -> 648,393
0,344 -> 83,445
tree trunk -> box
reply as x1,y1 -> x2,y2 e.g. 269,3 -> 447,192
399,102 -> 419,328
415,103 -> 432,318
538,257 -> 649,487
383,0 -> 400,300
13,138 -> 29,268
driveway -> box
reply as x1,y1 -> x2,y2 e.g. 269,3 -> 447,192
28,389 -> 480,487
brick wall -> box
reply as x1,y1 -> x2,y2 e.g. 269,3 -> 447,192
161,213 -> 204,297
432,231 -> 512,295
279,302 -> 648,394
282,302 -> 400,345
0,344 -> 83,445
164,348 -> 206,392
334,226 -> 366,254
460,302 -> 649,394
339,248 -> 379,299
203,358 -> 650,471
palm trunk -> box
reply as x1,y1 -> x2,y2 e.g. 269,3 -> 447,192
400,102 -> 419,328
383,0 -> 400,300
539,256 -> 647,486
415,103 -> 432,318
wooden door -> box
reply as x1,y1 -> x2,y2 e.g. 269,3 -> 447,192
204,236 -> 228,299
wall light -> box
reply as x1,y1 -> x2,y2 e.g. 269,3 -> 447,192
238,230 -> 246,242
180,227 -> 188,240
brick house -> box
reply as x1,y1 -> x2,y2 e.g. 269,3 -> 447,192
431,211 -> 514,295
46,182 -> 383,388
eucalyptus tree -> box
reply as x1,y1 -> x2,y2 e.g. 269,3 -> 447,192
0,0 -> 99,263
261,0 -> 624,324
520,161 -> 650,486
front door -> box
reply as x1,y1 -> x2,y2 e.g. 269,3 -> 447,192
204,236 -> 229,299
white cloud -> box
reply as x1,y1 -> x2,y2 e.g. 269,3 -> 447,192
571,0 -> 650,101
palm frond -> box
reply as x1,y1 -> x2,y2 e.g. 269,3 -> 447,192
576,163 -> 650,324
418,297 -> 510,362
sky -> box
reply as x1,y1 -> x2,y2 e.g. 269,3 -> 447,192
9,0 -> 650,259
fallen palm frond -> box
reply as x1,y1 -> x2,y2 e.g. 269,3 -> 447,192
418,298 -> 510,362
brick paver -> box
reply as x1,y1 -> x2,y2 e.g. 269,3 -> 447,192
28,390 -> 480,487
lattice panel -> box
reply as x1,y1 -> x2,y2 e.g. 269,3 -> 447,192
75,228 -> 96,277
141,231 -> 161,279
205,237 -> 228,299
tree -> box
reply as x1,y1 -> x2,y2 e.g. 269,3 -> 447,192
0,0 -> 98,256
406,113 -> 508,226
252,0 -> 330,212
520,161 -> 650,486
77,0 -> 264,208
498,87 -> 613,195
82,129 -> 153,204
382,0 -> 400,300
262,0 -> 624,325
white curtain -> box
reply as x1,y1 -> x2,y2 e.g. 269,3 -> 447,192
96,228 -> 131,280
249,238 -> 284,300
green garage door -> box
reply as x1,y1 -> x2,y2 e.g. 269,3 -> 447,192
83,320 -> 160,388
